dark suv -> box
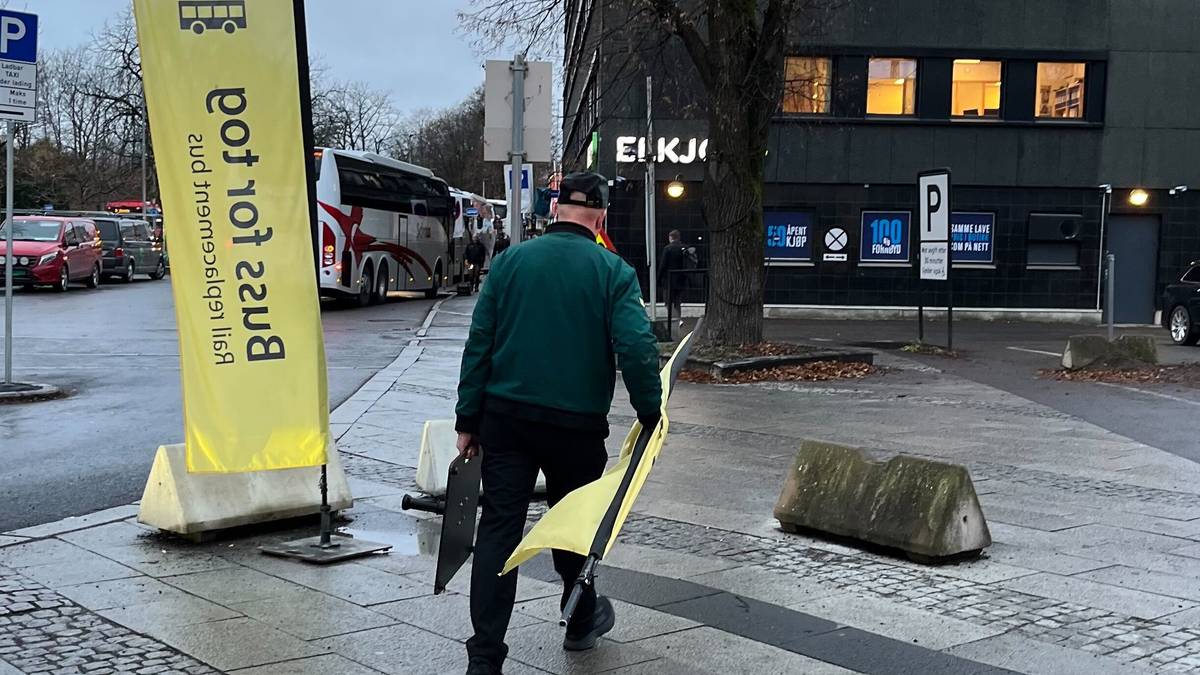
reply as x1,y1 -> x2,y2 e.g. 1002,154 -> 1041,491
96,217 -> 166,282
1162,262 -> 1200,345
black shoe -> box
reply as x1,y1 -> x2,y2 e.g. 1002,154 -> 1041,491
563,596 -> 616,651
465,658 -> 501,675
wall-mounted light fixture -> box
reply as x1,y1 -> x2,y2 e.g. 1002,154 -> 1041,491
1170,185 -> 1189,196
1128,189 -> 1150,207
665,178 -> 686,200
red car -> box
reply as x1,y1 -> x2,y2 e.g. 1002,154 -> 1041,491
0,217 -> 104,291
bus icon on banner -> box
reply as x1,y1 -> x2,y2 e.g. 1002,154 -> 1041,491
178,0 -> 246,34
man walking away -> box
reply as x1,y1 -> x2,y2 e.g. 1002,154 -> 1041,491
492,227 -> 511,257
465,234 -> 487,292
456,172 -> 663,675
658,229 -> 689,321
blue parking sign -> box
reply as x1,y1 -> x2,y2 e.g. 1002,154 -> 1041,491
0,10 -> 37,64
0,9 -> 37,123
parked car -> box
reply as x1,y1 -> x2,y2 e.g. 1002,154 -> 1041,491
95,217 -> 167,282
1162,262 -> 1200,345
0,217 -> 103,291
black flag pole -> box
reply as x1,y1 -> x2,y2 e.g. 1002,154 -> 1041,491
560,318 -> 703,627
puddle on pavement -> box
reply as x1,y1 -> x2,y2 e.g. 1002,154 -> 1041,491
339,517 -> 441,558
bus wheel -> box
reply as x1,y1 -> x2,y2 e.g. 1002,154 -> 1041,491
424,265 -> 441,299
356,265 -> 373,308
372,263 -> 389,305
191,22 -> 205,34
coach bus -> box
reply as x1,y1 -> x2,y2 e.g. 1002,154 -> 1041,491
314,148 -> 453,306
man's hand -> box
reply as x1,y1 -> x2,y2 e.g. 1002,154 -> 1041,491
456,432 -> 480,459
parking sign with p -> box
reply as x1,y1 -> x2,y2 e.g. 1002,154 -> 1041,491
919,169 -> 951,281
0,9 -> 37,123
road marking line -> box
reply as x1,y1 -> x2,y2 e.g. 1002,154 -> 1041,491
1007,347 -> 1062,357
1096,381 -> 1200,407
810,338 -> 833,343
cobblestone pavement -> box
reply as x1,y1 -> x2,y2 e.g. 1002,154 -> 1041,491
0,566 -> 219,675
336,446 -> 1200,673
615,515 -> 1200,673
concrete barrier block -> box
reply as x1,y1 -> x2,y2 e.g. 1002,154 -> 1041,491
1062,334 -> 1157,370
774,441 -> 991,560
137,443 -> 353,536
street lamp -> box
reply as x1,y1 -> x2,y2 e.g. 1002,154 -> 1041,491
1128,189 -> 1150,207
665,179 -> 685,199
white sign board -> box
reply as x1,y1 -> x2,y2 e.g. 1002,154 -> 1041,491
919,170 -> 951,281
0,10 -> 37,123
919,243 -> 949,281
484,59 -> 552,163
504,163 -> 533,215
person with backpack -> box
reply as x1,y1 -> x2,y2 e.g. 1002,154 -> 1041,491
465,234 -> 488,292
658,230 -> 695,322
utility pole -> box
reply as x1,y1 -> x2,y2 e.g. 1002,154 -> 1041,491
645,76 -> 657,321
509,53 -> 526,243
140,98 -> 148,213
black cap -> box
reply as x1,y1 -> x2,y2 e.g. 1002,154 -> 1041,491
557,172 -> 609,209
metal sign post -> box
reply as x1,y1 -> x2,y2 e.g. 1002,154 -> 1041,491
484,57 -> 551,242
918,169 -> 952,350
0,9 -> 37,386
645,76 -> 657,321
509,53 -> 525,243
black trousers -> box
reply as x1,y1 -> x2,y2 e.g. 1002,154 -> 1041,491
466,412 -> 608,667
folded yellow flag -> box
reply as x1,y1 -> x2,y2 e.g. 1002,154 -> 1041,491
501,331 -> 695,574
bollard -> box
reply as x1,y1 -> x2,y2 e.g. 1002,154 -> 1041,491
1106,253 -> 1115,341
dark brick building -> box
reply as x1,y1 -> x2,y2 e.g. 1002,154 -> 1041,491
562,0 -> 1200,323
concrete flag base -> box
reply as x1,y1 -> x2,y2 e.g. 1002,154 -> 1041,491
137,444 -> 353,537
774,440 -> 991,561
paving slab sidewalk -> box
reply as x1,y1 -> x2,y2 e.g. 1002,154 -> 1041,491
4,294 -> 1200,673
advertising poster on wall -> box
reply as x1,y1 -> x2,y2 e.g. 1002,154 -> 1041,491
860,211 -> 911,264
765,211 -> 813,262
951,212 -> 995,264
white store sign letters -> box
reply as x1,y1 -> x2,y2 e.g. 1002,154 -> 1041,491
616,136 -> 708,164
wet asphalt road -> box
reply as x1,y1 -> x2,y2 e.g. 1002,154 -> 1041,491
0,278 -> 436,531
767,318 -> 1200,464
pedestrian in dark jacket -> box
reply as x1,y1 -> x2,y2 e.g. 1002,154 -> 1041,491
492,229 -> 510,256
456,172 -> 662,675
658,230 -> 688,320
465,235 -> 487,291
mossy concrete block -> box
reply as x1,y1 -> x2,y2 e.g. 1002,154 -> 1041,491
774,441 -> 991,560
1062,334 -> 1157,370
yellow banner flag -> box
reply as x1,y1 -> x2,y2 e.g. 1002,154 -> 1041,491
134,0 -> 329,473
501,331 -> 695,574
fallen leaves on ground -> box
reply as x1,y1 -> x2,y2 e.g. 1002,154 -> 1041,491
1040,364 -> 1200,387
679,360 -> 881,384
665,341 -> 819,361
900,342 -> 960,358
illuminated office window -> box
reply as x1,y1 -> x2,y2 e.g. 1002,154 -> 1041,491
867,58 -> 917,115
952,59 -> 1002,117
1036,62 -> 1086,118
782,57 -> 832,114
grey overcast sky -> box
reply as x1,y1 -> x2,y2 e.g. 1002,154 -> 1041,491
16,0 -> 498,114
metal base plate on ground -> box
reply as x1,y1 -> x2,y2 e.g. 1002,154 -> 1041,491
260,534 -> 392,564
